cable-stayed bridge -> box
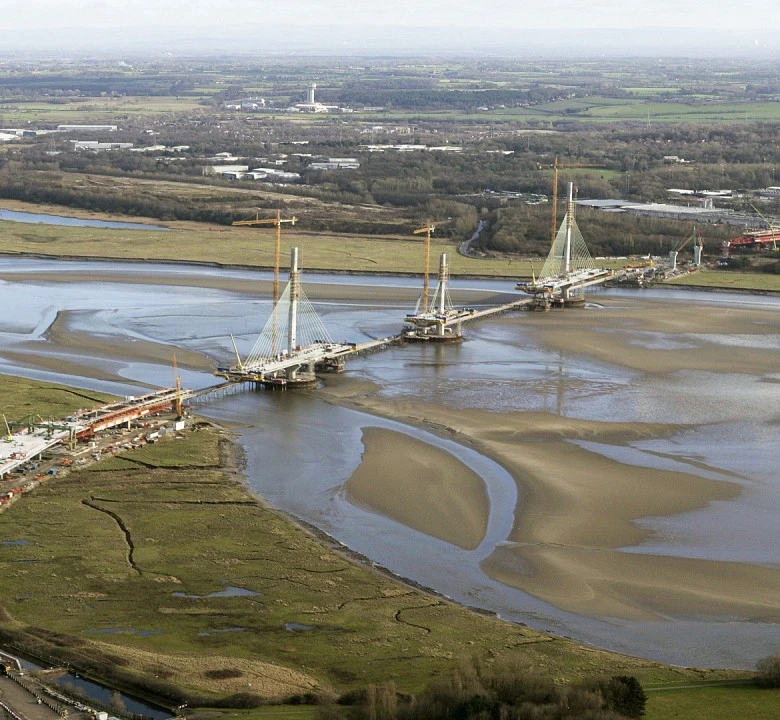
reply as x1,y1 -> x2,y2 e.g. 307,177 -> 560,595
216,248 -> 397,387
516,182 -> 611,308
216,247 -> 529,387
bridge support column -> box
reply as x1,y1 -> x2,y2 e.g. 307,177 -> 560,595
288,247 -> 300,354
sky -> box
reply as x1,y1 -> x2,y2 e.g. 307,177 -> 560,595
2,1 -> 779,54
4,0 -> 779,31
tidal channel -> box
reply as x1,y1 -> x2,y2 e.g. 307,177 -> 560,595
0,256 -> 777,670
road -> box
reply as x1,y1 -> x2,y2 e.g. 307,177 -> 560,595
458,219 -> 484,257
0,677 -> 64,720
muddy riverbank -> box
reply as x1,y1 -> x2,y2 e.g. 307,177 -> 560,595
0,257 -> 778,667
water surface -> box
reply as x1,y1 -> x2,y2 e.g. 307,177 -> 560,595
0,257 -> 777,668
0,209 -> 168,231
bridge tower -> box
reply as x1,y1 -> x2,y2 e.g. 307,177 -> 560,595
404,252 -> 463,342
564,181 -> 574,275
517,182 -> 611,308
285,247 -> 308,382
216,247 -> 358,388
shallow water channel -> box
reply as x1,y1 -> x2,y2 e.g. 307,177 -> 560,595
0,257 -> 778,669
0,209 -> 168,231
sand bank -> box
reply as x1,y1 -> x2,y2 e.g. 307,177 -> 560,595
344,427 -> 490,550
0,309 -> 216,384
320,390 -> 778,622
4,267 -> 779,625
524,297 -> 780,376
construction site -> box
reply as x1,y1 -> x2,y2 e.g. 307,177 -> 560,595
1,171 -> 745,478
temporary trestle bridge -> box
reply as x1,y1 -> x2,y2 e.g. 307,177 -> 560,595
516,182 -> 611,309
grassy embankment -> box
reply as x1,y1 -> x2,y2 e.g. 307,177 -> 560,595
665,269 -> 780,292
0,373 -> 116,421
0,195 -> 635,279
1,196 -> 777,291
0,199 -> 532,277
0,375 -> 776,719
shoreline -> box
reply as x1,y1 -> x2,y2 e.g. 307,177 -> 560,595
1,259 -> 778,657
315,385 -> 780,623
2,249 -> 779,295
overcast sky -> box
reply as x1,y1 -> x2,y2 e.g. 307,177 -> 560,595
4,0 -> 780,31
1,1 -> 778,56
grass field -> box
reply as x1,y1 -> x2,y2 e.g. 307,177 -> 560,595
0,372 -> 773,718
0,374 -> 115,422
665,269 -> 780,292
0,406 -> 756,707
645,682 -> 780,720
0,97 -> 205,124
0,418 -> 766,717
0,201 -> 529,277
353,96 -> 780,125
1,198 -> 776,293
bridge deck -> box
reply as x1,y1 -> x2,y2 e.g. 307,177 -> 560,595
517,268 -> 612,294
1,388 -> 195,478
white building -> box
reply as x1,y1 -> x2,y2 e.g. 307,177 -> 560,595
73,140 -> 133,151
294,83 -> 329,113
209,165 -> 250,177
57,124 -> 118,132
309,157 -> 360,170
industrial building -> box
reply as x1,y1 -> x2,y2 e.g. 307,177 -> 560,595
57,124 -> 118,132
72,140 -> 134,151
309,158 -> 360,170
576,198 -> 765,228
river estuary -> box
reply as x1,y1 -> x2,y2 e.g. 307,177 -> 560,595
0,256 -> 778,670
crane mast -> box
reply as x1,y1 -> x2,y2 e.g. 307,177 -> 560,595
232,209 -> 298,354
413,222 -> 436,313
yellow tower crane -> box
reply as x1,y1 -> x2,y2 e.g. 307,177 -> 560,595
233,210 -> 298,355
232,210 -> 298,307
413,221 -> 437,313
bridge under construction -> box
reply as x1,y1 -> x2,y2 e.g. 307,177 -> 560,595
215,246 -> 529,388
1,388 -> 195,480
516,182 -> 612,309
2,201 -> 644,470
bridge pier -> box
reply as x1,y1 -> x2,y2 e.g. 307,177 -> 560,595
405,322 -> 463,343
316,357 -> 346,374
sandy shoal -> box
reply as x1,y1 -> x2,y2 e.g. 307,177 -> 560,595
309,293 -> 780,621
319,396 -> 778,622
522,297 -> 780,375
0,309 -> 217,385
4,269 -> 779,623
344,427 -> 490,550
